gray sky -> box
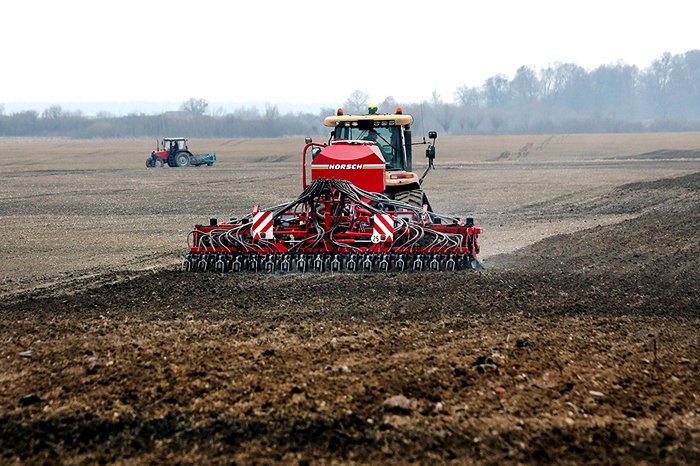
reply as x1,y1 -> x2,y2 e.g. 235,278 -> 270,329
2,0 -> 696,107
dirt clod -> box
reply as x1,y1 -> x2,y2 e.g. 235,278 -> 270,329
382,395 -> 412,414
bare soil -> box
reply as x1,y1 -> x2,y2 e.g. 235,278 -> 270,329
1,135 -> 699,464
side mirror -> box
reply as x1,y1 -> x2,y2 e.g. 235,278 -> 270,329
305,137 -> 313,144
426,131 -> 437,160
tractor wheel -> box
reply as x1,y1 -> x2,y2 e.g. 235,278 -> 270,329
174,152 -> 191,167
145,158 -> 154,168
154,158 -> 164,168
394,189 -> 425,207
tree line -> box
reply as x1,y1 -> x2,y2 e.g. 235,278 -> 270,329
1,50 -> 698,138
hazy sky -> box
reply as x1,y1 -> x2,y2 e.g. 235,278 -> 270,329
1,0 -> 696,107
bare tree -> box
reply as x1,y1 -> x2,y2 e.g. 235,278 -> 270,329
539,66 -> 555,99
343,90 -> 369,114
42,105 -> 64,119
454,85 -> 482,108
234,106 -> 261,119
379,96 -> 399,113
211,106 -> 226,117
670,50 -> 700,119
589,63 -> 638,118
454,86 -> 484,134
180,98 -> 209,116
483,74 -> 510,107
264,103 -> 280,120
429,91 -> 454,132
510,66 -> 539,104
642,52 -> 674,120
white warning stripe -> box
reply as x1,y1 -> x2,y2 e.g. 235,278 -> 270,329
372,213 -> 394,242
252,211 -> 274,240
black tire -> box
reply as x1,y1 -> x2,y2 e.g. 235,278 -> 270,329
174,151 -> 191,167
154,158 -> 164,168
145,158 -> 154,168
394,189 -> 424,207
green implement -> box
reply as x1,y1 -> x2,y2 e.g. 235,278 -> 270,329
190,152 -> 217,167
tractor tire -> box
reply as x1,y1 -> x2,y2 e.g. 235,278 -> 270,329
394,189 -> 425,207
145,158 -> 154,168
174,152 -> 191,167
154,158 -> 164,168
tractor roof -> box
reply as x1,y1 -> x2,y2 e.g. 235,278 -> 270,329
324,114 -> 413,127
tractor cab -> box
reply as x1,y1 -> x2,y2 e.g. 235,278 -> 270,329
321,107 -> 437,195
325,109 -> 413,172
330,118 -> 406,170
161,138 -> 188,153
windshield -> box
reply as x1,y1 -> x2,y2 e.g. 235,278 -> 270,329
164,139 -> 185,151
333,124 -> 404,170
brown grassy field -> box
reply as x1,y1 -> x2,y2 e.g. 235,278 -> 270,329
1,133 -> 699,464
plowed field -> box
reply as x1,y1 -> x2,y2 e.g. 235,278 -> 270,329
1,135 -> 699,464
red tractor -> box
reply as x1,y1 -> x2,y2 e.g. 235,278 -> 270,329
146,138 -> 216,168
183,107 -> 481,272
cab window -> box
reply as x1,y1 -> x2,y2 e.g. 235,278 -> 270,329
334,123 -> 403,170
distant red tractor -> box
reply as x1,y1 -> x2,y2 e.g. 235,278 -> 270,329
146,138 -> 216,168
